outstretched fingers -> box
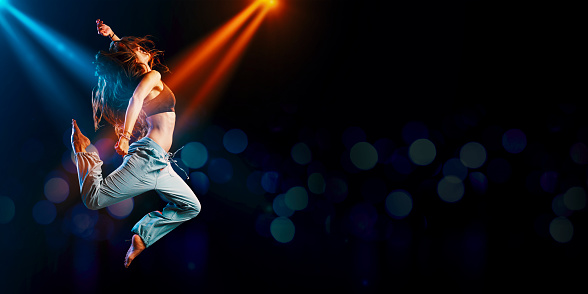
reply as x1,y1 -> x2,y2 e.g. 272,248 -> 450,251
96,19 -> 111,37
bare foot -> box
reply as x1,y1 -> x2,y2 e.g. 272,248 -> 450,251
71,119 -> 91,153
124,234 -> 146,268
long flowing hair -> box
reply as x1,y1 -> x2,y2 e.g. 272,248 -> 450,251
92,36 -> 169,139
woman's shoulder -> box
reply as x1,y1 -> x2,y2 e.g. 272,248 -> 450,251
143,70 -> 161,80
136,70 -> 162,89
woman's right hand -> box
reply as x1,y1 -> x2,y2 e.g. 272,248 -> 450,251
115,137 -> 129,156
96,19 -> 113,37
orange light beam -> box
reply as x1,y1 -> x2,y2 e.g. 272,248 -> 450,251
166,0 -> 265,91
176,5 -> 270,134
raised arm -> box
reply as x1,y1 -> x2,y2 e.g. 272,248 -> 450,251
96,19 -> 121,41
115,70 -> 161,155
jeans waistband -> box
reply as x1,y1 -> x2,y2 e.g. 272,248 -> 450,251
129,137 -> 189,180
128,137 -> 166,158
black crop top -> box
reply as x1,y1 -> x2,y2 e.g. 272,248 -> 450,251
142,82 -> 176,117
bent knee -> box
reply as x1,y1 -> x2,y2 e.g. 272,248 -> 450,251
84,202 -> 101,211
82,196 -> 99,210
186,203 -> 201,219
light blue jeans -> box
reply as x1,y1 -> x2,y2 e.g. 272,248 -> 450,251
74,137 -> 200,247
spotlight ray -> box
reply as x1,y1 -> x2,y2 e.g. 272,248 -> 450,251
176,5 -> 271,134
6,5 -> 95,88
167,0 -> 265,92
0,8 -> 83,128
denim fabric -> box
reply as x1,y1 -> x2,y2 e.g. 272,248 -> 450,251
74,137 -> 200,247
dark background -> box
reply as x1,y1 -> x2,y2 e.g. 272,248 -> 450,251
0,0 -> 584,293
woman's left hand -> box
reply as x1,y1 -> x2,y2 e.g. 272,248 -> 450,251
115,137 -> 129,156
96,19 -> 114,37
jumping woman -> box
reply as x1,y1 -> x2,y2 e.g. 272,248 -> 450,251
71,19 -> 201,268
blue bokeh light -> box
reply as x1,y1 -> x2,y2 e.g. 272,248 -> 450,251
273,194 -> 294,217
261,171 -> 280,193
270,217 -> 295,243
284,186 -> 308,211
502,129 -> 527,154
207,158 -> 233,184
307,173 -> 325,194
570,142 -> 588,164
190,171 -> 210,195
291,142 -> 312,165
223,128 -> 248,154
66,204 -> 99,238
550,216 -> 573,243
350,142 -> 378,170
181,142 -> 209,169
437,176 -> 464,203
6,2 -> 586,285
460,142 -> 487,169
32,200 -> 57,225
563,187 -> 586,211
540,171 -> 558,193
552,194 -> 571,217
408,138 -> 436,166
385,190 -> 413,219
0,196 -> 15,224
